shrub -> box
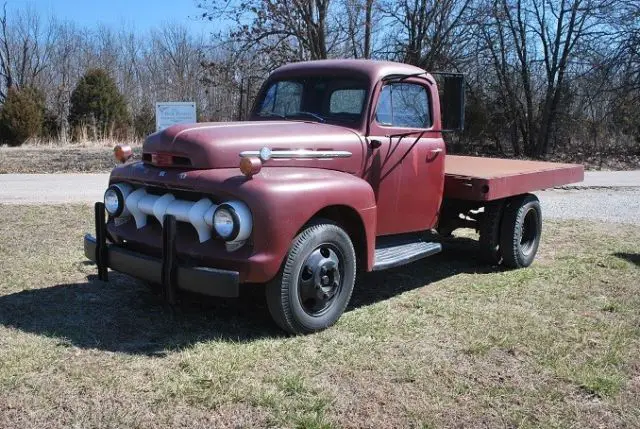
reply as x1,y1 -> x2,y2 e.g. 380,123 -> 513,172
69,68 -> 130,140
133,104 -> 155,138
41,109 -> 62,141
0,87 -> 45,146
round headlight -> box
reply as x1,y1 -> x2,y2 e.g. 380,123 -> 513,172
213,205 -> 239,240
103,183 -> 132,217
104,188 -> 123,216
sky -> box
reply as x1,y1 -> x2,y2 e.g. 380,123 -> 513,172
5,0 -> 214,36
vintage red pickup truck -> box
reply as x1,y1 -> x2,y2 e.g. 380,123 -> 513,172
84,59 -> 583,334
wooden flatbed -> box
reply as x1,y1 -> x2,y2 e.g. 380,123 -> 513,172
444,155 -> 584,201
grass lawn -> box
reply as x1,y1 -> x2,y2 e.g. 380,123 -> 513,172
0,204 -> 639,428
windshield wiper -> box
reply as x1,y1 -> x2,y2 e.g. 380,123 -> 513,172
257,112 -> 286,119
258,111 -> 325,123
295,111 -> 326,123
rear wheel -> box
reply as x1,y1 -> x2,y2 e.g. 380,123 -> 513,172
266,220 -> 356,334
500,194 -> 542,268
478,200 -> 504,265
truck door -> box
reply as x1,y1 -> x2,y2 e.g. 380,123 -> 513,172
364,79 -> 446,236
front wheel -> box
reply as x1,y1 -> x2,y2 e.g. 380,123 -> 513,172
266,221 -> 356,334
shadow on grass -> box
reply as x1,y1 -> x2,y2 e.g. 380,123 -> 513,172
0,237 -> 501,355
349,238 -> 506,309
614,252 -> 640,267
0,273 -> 280,356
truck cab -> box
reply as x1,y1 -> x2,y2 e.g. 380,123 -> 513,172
85,59 -> 583,334
251,60 -> 447,236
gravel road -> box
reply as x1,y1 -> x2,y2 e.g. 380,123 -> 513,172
538,188 -> 639,225
0,171 -> 638,224
0,174 -> 108,204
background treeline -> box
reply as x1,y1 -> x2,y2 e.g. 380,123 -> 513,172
0,0 -> 638,161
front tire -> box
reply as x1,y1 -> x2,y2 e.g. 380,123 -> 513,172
500,194 -> 542,268
266,221 -> 356,334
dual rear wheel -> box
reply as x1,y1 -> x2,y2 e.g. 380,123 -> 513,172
479,193 -> 542,268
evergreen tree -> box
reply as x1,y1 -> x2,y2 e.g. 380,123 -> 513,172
0,87 -> 45,146
69,68 -> 129,139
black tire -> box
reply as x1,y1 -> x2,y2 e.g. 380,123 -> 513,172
500,194 -> 542,268
478,200 -> 504,265
266,220 -> 356,334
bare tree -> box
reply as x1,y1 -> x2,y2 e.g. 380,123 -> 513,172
338,0 -> 375,58
380,0 -> 474,69
473,0 -> 618,156
199,0 -> 332,64
0,3 -> 55,101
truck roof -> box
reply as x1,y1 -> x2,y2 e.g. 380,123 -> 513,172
270,59 -> 430,82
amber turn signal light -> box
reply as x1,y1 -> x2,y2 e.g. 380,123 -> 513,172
114,145 -> 133,163
240,156 -> 262,177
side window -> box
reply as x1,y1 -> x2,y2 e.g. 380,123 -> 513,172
259,81 -> 303,116
375,85 -> 393,125
374,83 -> 431,128
329,89 -> 366,114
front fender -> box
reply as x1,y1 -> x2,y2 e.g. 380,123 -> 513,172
110,164 -> 377,282
221,167 -> 378,281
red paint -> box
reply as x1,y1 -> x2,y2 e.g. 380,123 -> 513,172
143,122 -> 366,173
103,59 -> 583,284
365,76 -> 445,235
109,166 -> 377,281
444,156 -> 584,201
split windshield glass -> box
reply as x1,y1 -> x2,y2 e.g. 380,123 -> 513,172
256,77 -> 368,127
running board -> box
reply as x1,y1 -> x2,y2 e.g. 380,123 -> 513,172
372,237 -> 442,271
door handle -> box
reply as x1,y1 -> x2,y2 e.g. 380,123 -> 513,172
430,148 -> 443,153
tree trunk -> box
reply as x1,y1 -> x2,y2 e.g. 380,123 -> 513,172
363,0 -> 373,59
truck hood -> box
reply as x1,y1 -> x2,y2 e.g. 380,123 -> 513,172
143,121 -> 365,173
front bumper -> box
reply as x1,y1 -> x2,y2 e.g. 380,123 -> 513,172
85,204 -> 240,298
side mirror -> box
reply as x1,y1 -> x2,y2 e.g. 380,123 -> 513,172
433,73 -> 465,132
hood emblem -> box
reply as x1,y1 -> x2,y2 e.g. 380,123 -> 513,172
178,172 -> 187,179
259,147 -> 272,162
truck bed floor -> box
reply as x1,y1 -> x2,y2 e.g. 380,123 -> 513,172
444,155 -> 584,201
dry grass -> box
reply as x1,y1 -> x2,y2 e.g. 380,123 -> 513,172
2,138 -> 639,174
0,142 -> 142,173
0,204 -> 639,428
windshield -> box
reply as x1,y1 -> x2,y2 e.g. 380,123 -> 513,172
254,76 -> 368,127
